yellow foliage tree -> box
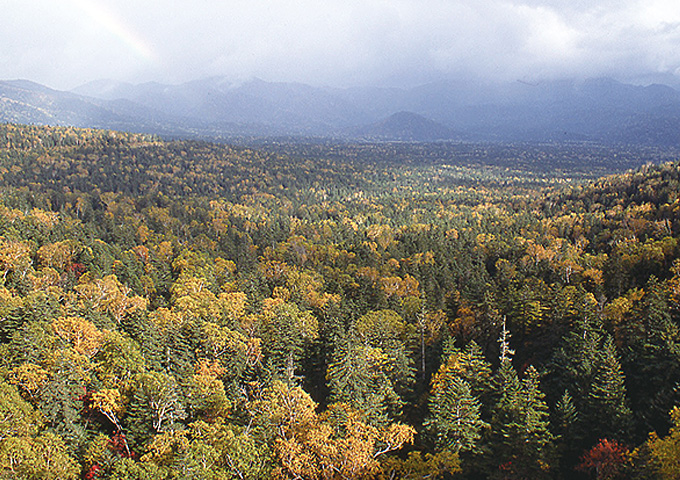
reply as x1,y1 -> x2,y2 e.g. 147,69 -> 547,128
647,407 -> 680,480
36,240 -> 81,271
75,274 -> 148,323
252,382 -> 415,479
52,316 -> 104,358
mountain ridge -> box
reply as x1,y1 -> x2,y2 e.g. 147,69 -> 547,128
1,76 -> 680,145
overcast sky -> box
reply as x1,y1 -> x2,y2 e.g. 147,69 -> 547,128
2,0 -> 680,90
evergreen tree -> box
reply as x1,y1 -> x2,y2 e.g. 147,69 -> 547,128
353,309 -> 415,398
125,371 -> 186,448
623,277 -> 680,437
425,338 -> 491,457
326,334 -> 401,424
554,389 -> 578,436
486,322 -> 555,479
259,299 -> 318,384
587,336 -> 632,440
552,389 -> 580,470
551,317 -> 632,448
426,375 -> 487,454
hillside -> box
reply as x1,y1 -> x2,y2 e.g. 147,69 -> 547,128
0,124 -> 679,478
0,80 -> 196,137
349,111 -> 457,141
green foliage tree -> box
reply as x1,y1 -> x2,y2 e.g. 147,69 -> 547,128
258,297 -> 319,383
551,317 -> 632,452
327,335 -> 401,424
425,339 -> 491,456
622,277 -> 680,436
426,375 -> 486,454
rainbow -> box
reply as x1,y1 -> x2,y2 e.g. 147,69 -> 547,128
70,0 -> 155,62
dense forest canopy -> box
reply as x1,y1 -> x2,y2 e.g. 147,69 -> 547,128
0,123 -> 679,479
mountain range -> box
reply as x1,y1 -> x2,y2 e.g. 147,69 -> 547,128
2,76 -> 680,145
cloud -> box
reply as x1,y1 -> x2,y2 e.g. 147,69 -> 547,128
2,0 -> 680,89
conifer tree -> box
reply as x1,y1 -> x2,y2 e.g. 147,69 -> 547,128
587,335 -> 632,440
125,371 -> 186,447
426,375 -> 486,454
553,389 -> 580,466
554,389 -> 578,435
487,320 -> 555,479
425,338 -> 491,456
551,314 -> 633,444
259,299 -> 318,384
326,335 -> 401,424
623,277 -> 680,436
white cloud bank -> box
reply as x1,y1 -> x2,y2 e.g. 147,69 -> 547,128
2,0 -> 680,89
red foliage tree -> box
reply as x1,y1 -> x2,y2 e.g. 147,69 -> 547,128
577,438 -> 629,480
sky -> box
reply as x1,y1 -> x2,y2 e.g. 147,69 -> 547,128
2,0 -> 680,90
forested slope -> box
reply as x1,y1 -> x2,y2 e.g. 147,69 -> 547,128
0,123 -> 679,479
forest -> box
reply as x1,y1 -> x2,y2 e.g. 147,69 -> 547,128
0,122 -> 679,479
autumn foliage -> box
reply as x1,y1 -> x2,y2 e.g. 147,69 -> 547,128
0,123 -> 678,478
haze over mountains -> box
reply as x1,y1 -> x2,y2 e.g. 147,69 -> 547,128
2,76 -> 680,145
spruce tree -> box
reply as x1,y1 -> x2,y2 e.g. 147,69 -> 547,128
426,370 -> 487,454
551,317 -> 631,446
587,335 -> 632,440
487,321 -> 555,479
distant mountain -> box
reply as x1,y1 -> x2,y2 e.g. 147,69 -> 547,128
3,76 -> 680,145
611,105 -> 680,146
350,111 -> 457,141
75,76 -> 369,135
399,78 -> 680,142
0,80 -> 124,127
0,79 -> 197,136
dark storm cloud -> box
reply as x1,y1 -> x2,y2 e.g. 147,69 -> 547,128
2,0 -> 680,89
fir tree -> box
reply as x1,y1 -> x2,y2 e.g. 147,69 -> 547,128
426,370 -> 487,454
587,335 -> 632,440
551,317 -> 632,447
487,322 -> 555,479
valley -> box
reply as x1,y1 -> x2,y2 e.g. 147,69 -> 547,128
0,123 -> 678,478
